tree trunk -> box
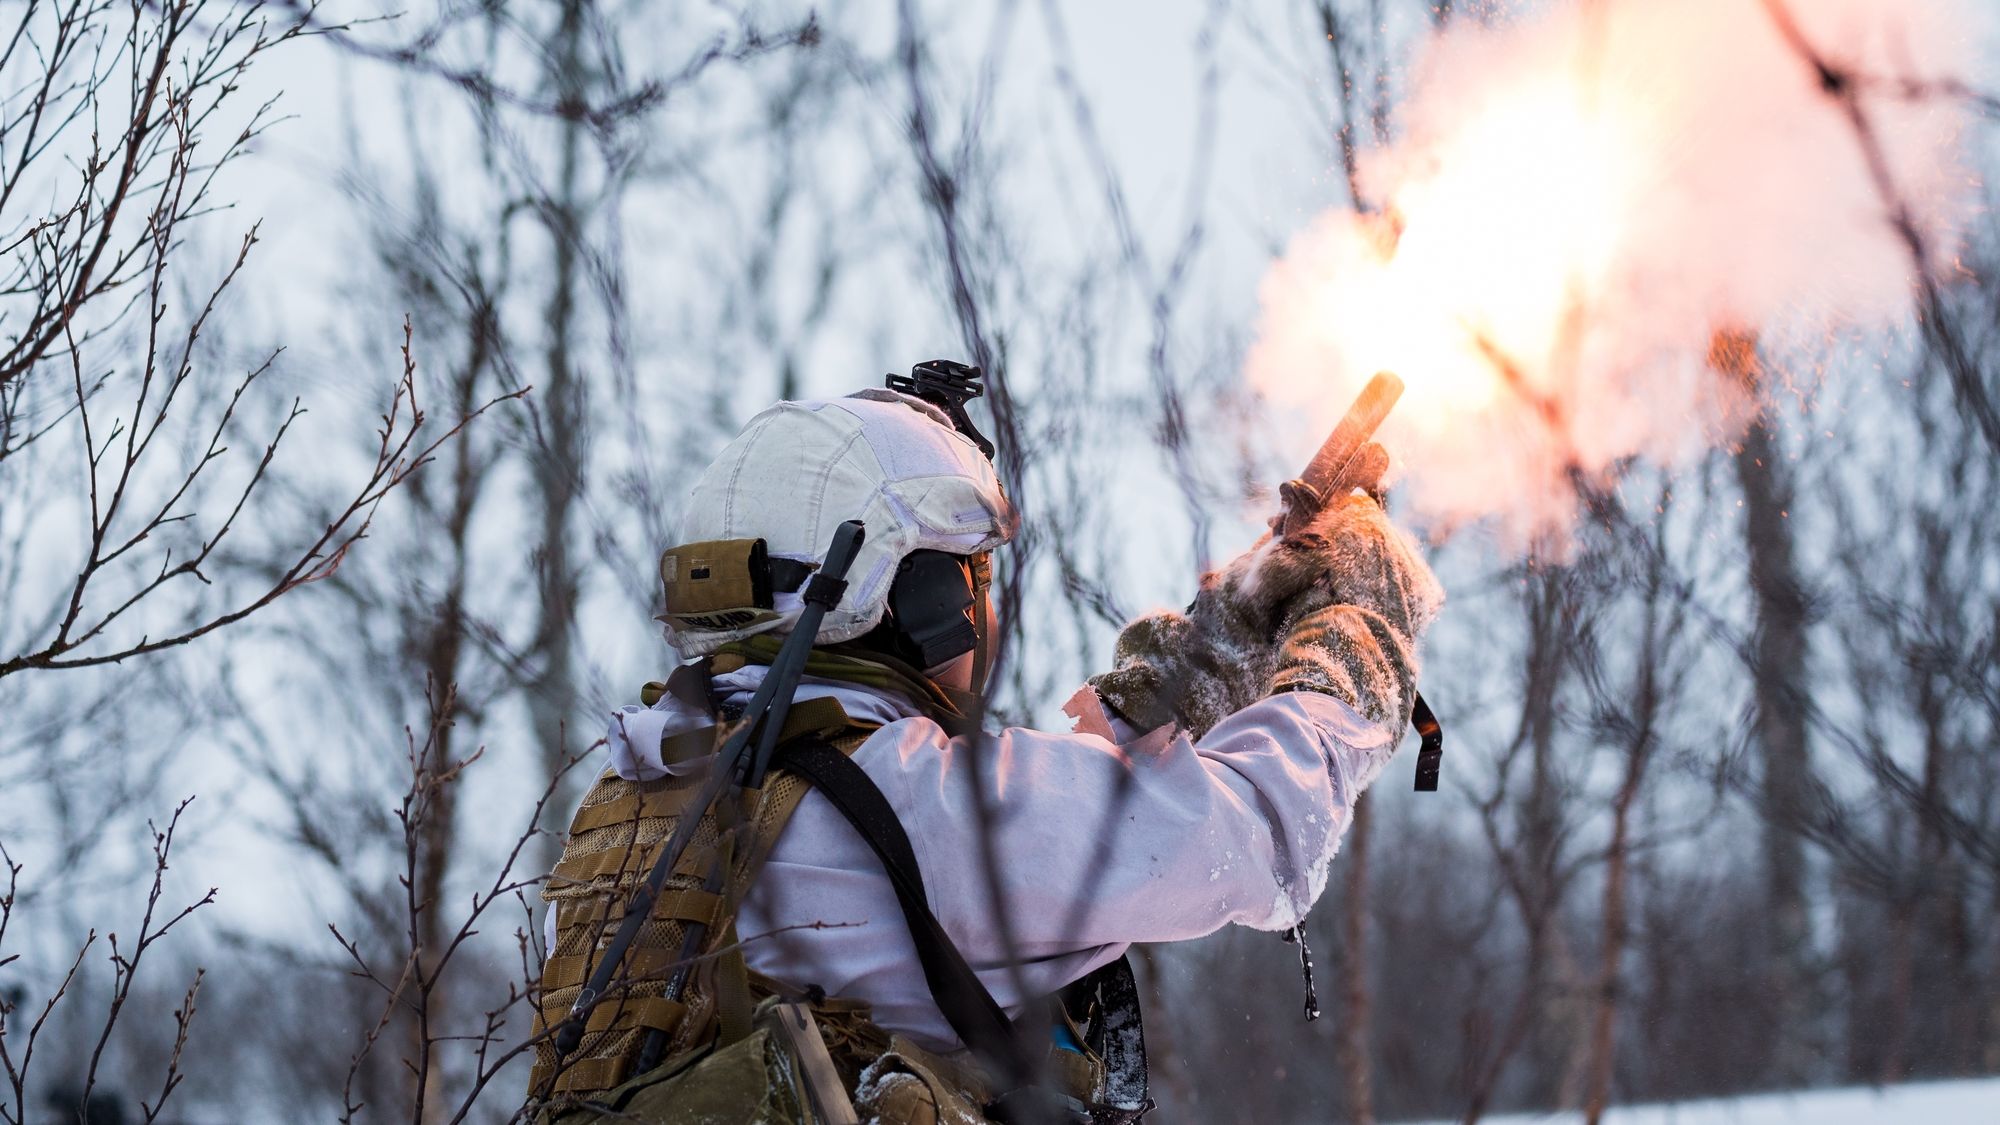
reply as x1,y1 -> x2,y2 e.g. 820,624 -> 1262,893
1711,330 -> 1815,1086
406,309 -> 493,1122
1464,559 -> 1572,1123
529,0 -> 590,874
1880,890 -> 1917,1083
1584,689 -> 1656,1119
1582,525 -> 1671,1120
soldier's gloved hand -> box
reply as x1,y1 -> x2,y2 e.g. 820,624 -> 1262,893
1089,494 -> 1441,739
1271,598 -> 1422,738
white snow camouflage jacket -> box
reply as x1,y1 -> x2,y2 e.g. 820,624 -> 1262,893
553,664 -> 1401,1051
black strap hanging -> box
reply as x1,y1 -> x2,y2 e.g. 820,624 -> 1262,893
1411,691 -> 1444,791
777,739 -> 1036,1090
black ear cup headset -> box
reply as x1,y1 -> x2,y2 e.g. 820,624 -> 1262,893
862,549 -> 993,674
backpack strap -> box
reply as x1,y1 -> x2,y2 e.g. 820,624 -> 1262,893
777,738 -> 1040,1094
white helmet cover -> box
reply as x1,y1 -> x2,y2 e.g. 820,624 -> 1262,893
667,391 -> 1016,656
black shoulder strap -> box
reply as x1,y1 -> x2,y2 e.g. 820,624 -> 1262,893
778,738 -> 1035,1088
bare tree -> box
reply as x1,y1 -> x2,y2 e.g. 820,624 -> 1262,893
1,799 -> 212,1125
328,681 -> 588,1125
1810,233 -> 2000,1085
0,8 -> 518,1112
1575,485 -> 1696,1122
1459,555 -> 1588,1122
0,1 -> 496,682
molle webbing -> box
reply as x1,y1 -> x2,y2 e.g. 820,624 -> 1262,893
710,635 -> 981,732
529,699 -> 874,1099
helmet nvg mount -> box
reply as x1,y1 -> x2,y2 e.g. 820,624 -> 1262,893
887,360 -> 996,461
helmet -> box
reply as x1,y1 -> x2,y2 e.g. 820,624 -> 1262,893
662,386 -> 1016,661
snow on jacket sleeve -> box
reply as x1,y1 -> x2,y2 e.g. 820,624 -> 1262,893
862,688 -> 1398,950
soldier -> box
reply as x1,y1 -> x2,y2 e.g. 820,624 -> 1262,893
529,362 -> 1442,1124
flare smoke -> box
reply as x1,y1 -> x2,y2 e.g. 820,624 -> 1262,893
1246,0 -> 1985,538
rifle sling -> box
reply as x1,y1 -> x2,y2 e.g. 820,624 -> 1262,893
777,737 -> 1036,1091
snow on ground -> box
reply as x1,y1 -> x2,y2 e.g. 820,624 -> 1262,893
1409,1077 -> 2000,1124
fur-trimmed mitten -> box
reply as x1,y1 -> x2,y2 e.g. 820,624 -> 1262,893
1089,495 -> 1441,739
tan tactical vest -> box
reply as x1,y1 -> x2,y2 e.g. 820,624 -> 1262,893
528,697 -> 871,1100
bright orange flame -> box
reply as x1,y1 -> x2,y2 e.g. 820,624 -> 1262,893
1318,79 -> 1644,430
